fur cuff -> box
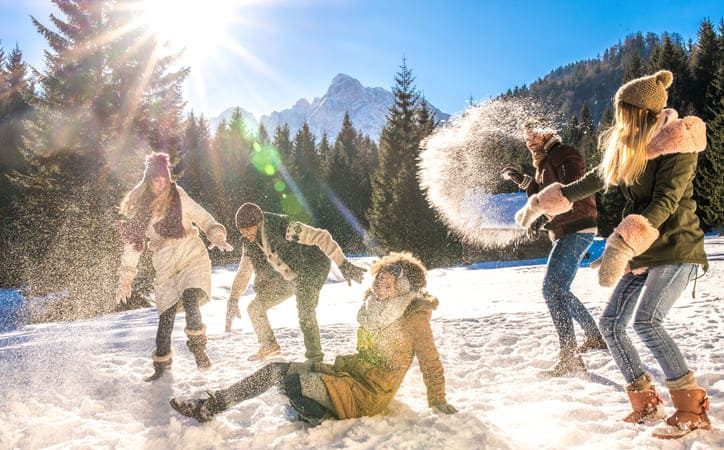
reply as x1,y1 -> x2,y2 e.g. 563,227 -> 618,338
185,325 -> 207,336
647,116 -> 707,160
151,350 -> 173,363
537,182 -> 573,215
615,215 -> 659,256
665,371 -> 699,391
206,224 -> 227,241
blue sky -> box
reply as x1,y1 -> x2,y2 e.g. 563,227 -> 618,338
0,0 -> 721,119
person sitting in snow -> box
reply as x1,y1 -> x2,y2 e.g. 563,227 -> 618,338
500,121 -> 607,377
171,252 -> 457,423
225,202 -> 366,362
514,70 -> 711,439
115,152 -> 233,381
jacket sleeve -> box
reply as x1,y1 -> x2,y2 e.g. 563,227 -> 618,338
556,152 -> 587,185
560,168 -> 606,203
118,243 -> 142,281
228,251 -> 253,302
285,221 -> 346,266
524,176 -> 540,196
178,186 -> 227,241
640,153 -> 697,229
411,311 -> 447,407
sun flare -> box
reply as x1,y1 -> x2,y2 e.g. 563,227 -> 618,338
138,0 -> 238,62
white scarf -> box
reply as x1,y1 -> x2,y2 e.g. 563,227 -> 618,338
357,290 -> 417,330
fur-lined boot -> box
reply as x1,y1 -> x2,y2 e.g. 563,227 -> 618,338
623,372 -> 666,424
145,350 -> 173,382
186,325 -> 211,370
653,372 -> 711,439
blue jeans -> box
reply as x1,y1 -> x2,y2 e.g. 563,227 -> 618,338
543,232 -> 601,353
599,263 -> 696,384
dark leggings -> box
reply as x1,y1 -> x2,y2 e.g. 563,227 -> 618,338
215,362 -> 329,423
156,288 -> 205,356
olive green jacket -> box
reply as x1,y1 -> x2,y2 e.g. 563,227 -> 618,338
560,111 -> 708,271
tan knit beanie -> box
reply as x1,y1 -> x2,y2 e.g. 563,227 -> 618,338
614,70 -> 673,113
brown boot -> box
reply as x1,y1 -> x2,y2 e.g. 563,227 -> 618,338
247,343 -> 282,361
623,389 -> 665,424
652,388 -> 712,439
186,326 -> 211,370
577,336 -> 608,353
145,350 -> 173,382
539,351 -> 585,378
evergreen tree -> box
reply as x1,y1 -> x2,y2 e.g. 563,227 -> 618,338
623,52 -> 643,82
690,19 -> 719,121
257,123 -> 270,145
578,104 -> 599,168
5,0 -> 189,319
290,122 -> 319,223
648,33 -> 693,113
693,52 -> 724,228
324,113 -> 368,250
0,45 -> 34,218
368,59 -> 460,266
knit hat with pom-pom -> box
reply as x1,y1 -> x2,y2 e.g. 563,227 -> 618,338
142,152 -> 172,182
614,70 -> 673,113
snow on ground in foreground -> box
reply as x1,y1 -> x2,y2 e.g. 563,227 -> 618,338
0,238 -> 722,450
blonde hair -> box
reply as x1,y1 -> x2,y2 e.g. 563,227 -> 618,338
599,102 -> 659,186
119,179 -> 171,218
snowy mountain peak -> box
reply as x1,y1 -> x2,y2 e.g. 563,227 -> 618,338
327,73 -> 364,97
258,74 -> 449,141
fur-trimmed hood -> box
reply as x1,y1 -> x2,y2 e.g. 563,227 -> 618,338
647,109 -> 707,160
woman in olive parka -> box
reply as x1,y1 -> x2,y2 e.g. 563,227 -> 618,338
515,70 -> 710,440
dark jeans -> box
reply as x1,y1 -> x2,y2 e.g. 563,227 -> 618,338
599,264 -> 696,384
156,288 -> 205,356
542,232 -> 601,353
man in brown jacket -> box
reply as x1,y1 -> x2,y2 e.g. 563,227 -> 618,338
170,252 -> 457,423
500,123 -> 606,377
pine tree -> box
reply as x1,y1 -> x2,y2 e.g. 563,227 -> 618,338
648,33 -> 693,113
690,19 -> 719,121
693,34 -> 724,229
290,122 -> 319,223
0,45 -> 34,215
368,59 -> 460,265
578,104 -> 599,168
623,52 -> 643,82
6,0 -> 189,318
324,113 -> 368,250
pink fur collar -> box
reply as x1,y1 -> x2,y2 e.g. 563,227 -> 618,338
647,109 -> 707,160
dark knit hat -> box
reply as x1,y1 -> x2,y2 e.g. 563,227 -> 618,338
235,202 -> 264,229
614,70 -> 673,113
143,152 -> 171,181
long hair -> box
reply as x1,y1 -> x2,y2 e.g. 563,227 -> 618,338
599,101 -> 660,186
119,179 -> 172,219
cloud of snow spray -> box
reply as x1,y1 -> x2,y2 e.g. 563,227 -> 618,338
419,98 -> 562,248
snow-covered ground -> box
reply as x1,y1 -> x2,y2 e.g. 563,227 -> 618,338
0,238 -> 722,450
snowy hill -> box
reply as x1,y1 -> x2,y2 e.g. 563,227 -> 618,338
0,238 -> 722,449
210,74 -> 449,141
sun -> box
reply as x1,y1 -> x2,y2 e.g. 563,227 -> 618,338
137,0 -> 238,62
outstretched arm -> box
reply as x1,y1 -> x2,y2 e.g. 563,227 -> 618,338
411,311 -> 456,414
226,253 -> 253,332
286,221 -> 366,284
178,186 -> 232,251
116,243 -> 142,304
